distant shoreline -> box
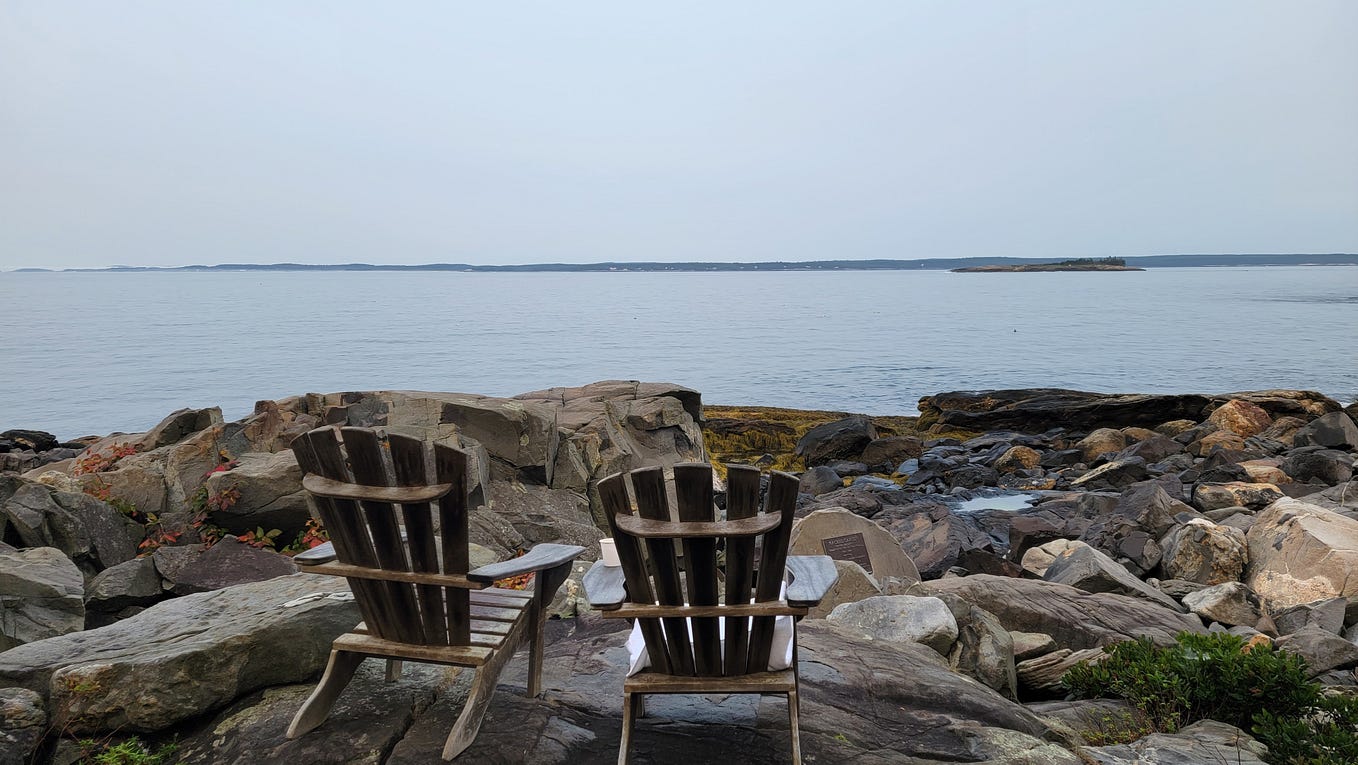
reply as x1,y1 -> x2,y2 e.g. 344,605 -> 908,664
7,253 -> 1357,274
951,264 -> 1145,273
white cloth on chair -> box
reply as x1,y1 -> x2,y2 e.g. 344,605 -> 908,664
625,583 -> 794,676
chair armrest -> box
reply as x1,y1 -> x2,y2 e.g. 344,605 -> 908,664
785,555 -> 838,608
581,560 -> 627,611
467,543 -> 585,584
293,541 -> 337,565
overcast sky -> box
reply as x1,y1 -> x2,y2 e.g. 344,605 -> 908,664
2,2 -> 1355,270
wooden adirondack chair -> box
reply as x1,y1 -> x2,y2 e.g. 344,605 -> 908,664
582,463 -> 838,765
285,426 -> 584,760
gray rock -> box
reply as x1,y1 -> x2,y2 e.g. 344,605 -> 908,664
859,436 -> 922,471
794,416 -> 877,467
1192,482 -> 1284,512
486,482 -> 603,554
805,559 -> 882,619
1043,542 -> 1185,613
1016,647 -> 1105,695
922,575 -> 1205,651
1276,625 -> 1358,676
933,593 -> 1017,699
827,595 -> 959,655
0,479 -> 140,571
1021,539 -> 1079,577
1182,582 -> 1262,627
0,573 -> 357,734
797,466 -> 842,496
160,618 -> 1081,765
1272,597 -> 1347,636
1083,719 -> 1268,765
1070,458 -> 1147,490
203,450 -> 310,539
0,546 -> 84,651
164,536 -> 298,595
84,556 -> 164,613
0,688 -> 45,765
1011,631 -> 1057,661
851,475 -> 898,491
1283,447 -> 1355,485
139,407 -> 223,451
1152,578 -> 1208,600
1293,411 -> 1358,449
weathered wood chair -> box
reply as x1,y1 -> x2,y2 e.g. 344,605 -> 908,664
286,426 -> 584,760
582,463 -> 837,765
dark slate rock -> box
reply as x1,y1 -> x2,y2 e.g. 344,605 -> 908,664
1293,412 -> 1358,450
793,416 -> 877,467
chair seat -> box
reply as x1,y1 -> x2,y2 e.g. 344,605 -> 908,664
623,667 -> 797,694
338,587 -> 536,667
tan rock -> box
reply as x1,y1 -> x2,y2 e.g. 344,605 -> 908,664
1246,498 -> 1358,608
1155,419 -> 1198,437
808,559 -> 882,619
1240,459 -> 1290,485
1193,482 -> 1283,512
1077,428 -> 1128,462
1208,400 -> 1273,438
1189,430 -> 1247,456
1160,519 -> 1247,585
1120,427 -> 1157,442
790,508 -> 920,583
1021,539 -> 1079,578
995,446 -> 1041,473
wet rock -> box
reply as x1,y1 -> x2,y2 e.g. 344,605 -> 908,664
0,546 -> 84,651
917,389 -> 1215,434
0,573 -> 357,734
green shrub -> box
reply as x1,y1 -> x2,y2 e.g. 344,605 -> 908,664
1062,631 -> 1356,764
83,737 -> 178,765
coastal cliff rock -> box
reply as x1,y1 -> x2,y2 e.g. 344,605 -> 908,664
917,389 -> 1340,434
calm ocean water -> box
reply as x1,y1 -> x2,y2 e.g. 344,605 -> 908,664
1,267 -> 1354,439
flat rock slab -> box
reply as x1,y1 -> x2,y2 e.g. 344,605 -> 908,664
210,617 -> 1080,764
1083,720 -> 1269,765
0,573 -> 357,734
922,575 -> 1205,650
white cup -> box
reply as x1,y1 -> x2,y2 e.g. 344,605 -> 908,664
600,538 -> 621,567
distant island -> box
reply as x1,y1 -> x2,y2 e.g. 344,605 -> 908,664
7,253 -> 1357,274
952,256 -> 1144,273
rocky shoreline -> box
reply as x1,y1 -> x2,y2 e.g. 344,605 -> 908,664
2,382 -> 1357,764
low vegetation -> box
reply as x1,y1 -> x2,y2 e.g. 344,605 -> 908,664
1063,632 -> 1358,764
701,405 -> 919,476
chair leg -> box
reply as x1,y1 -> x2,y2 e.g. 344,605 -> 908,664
787,689 -> 802,765
619,692 -> 642,765
385,659 -> 404,682
286,649 -> 364,739
527,599 -> 545,698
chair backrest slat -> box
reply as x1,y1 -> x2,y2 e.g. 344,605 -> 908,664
674,463 -> 721,676
597,474 -> 672,674
601,463 -> 801,678
721,465 -> 762,675
746,471 -> 799,672
291,426 -> 476,648
433,442 -> 471,645
389,433 -> 448,645
630,466 -> 695,676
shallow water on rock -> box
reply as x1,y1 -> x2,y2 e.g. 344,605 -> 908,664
951,492 -> 1038,513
